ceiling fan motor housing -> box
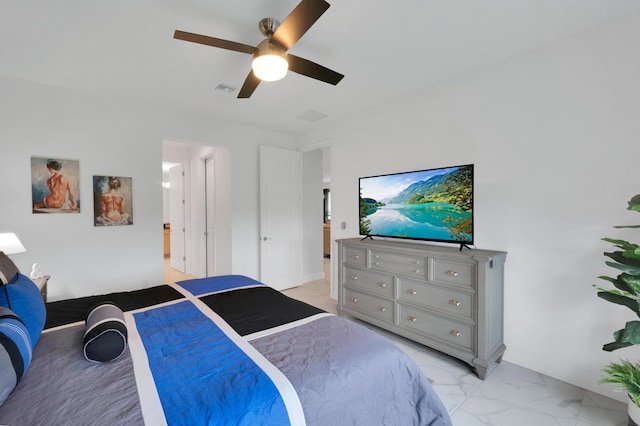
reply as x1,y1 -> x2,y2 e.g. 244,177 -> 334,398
255,39 -> 287,59
258,18 -> 281,37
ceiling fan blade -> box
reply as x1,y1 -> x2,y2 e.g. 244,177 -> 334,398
287,54 -> 344,85
271,0 -> 330,51
237,70 -> 261,98
174,30 -> 256,55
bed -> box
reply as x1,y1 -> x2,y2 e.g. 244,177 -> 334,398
0,255 -> 451,425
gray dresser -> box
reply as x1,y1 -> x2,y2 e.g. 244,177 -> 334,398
337,238 -> 507,379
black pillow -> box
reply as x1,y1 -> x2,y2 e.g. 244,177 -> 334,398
83,303 -> 128,363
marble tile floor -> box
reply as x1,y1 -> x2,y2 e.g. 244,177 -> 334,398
283,277 -> 629,426
164,258 -> 628,425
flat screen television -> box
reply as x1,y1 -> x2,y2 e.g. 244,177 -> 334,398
359,164 -> 474,246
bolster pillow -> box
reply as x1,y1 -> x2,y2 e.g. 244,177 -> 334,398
83,303 -> 128,363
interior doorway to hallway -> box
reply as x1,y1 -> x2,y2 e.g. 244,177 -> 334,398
162,140 -> 232,283
162,161 -> 186,282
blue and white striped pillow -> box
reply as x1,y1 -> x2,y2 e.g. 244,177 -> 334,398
0,306 -> 32,406
0,273 -> 46,349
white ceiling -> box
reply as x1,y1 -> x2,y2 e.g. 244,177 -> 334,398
2,1 -> 639,136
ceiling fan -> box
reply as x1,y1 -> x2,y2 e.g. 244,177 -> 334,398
174,0 -> 344,99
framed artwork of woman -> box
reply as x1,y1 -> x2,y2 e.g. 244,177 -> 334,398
93,175 -> 133,226
32,157 -> 80,214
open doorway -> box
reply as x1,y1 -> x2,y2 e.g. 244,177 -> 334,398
162,161 -> 193,283
322,147 -> 331,282
162,140 -> 232,283
294,145 -> 332,303
301,145 -> 331,285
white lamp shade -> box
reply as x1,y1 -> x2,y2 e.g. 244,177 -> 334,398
0,233 -> 26,255
251,40 -> 288,82
252,54 -> 288,81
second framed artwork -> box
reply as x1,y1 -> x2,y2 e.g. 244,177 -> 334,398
93,176 -> 133,226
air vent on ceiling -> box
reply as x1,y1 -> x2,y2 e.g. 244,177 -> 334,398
214,83 -> 237,93
297,110 -> 328,122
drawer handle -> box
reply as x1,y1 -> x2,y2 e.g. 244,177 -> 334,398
414,269 -> 420,274
446,270 -> 459,277
414,260 -> 421,265
408,316 -> 417,322
449,330 -> 461,337
374,254 -> 380,259
377,306 -> 386,312
407,289 -> 417,295
377,282 -> 386,288
351,254 -> 360,260
351,297 -> 358,303
350,275 -> 358,281
374,262 -> 380,266
449,299 -> 461,307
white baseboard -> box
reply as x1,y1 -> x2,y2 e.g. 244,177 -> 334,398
302,272 -> 325,283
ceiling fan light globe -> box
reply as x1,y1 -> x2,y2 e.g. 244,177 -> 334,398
252,53 -> 288,81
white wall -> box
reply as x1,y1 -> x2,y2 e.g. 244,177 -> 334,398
0,75 -> 295,301
297,14 -> 640,401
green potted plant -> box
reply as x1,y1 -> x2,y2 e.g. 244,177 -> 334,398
595,194 -> 640,424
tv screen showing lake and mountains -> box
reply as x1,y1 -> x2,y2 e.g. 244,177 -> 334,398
359,164 -> 473,243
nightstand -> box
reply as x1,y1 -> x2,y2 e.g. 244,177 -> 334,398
32,275 -> 50,303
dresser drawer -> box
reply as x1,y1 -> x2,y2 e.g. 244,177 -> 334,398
343,288 -> 394,323
398,305 -> 473,351
343,267 -> 394,298
398,278 -> 473,319
431,258 -> 474,287
344,246 -> 367,267
370,250 -> 426,279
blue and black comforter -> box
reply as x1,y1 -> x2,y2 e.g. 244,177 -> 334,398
0,275 -> 451,425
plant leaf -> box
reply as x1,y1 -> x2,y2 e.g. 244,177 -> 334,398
621,273 -> 640,294
605,260 -> 640,276
603,340 -> 633,351
600,359 -> 640,404
605,251 -> 640,268
603,238 -> 637,250
628,194 -> 640,211
597,275 -> 634,295
598,291 -> 640,313
617,321 -> 640,345
623,249 -> 640,261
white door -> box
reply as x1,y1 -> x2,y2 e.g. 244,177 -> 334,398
259,145 -> 302,290
204,148 -> 232,277
169,164 -> 186,272
205,156 -> 215,276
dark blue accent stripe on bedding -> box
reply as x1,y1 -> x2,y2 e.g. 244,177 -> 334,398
133,300 -> 289,426
176,275 -> 264,296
